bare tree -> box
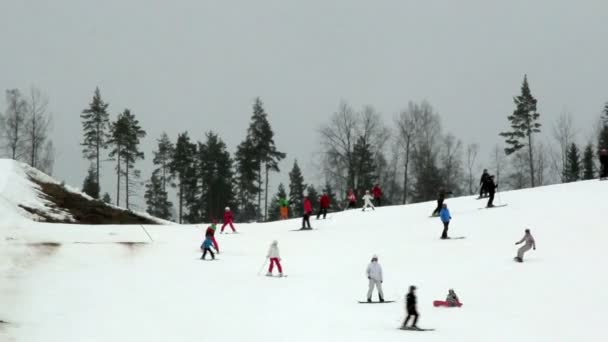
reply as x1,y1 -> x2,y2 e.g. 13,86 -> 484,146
465,143 -> 479,195
24,87 -> 52,169
491,144 -> 507,187
394,103 -> 418,204
2,89 -> 28,160
39,141 -> 55,175
440,133 -> 464,195
551,111 -> 576,182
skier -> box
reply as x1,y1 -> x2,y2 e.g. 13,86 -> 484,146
347,189 -> 357,209
221,207 -> 237,233
200,236 -> 216,260
479,169 -> 490,198
266,240 -> 283,277
514,229 -> 536,262
366,254 -> 384,302
401,285 -> 419,330
302,196 -> 313,229
600,149 -> 608,179
205,221 -> 220,253
317,192 -> 330,220
431,189 -> 452,216
486,175 -> 498,208
445,289 -> 460,307
361,190 -> 375,211
439,203 -> 451,239
279,197 -> 289,220
372,184 -> 383,206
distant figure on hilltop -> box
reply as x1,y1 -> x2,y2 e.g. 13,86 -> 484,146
372,184 -> 383,206
432,189 -> 452,216
485,175 -> 498,208
366,254 -> 384,302
347,189 -> 357,209
479,169 -> 490,198
439,203 -> 452,239
221,207 -> 237,233
600,149 -> 608,179
362,190 -> 375,212
514,229 -> 536,262
317,192 -> 330,220
302,196 -> 313,229
279,197 -> 289,220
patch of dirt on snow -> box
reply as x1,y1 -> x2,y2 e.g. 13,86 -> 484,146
27,242 -> 61,256
23,177 -> 160,225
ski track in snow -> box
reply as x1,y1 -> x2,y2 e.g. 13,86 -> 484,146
1,160 -> 608,341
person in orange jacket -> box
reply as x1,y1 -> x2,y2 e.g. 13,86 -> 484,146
302,196 -> 313,229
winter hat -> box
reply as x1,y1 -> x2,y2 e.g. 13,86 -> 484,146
272,240 -> 278,246
409,285 -> 416,291
225,206 -> 230,211
371,254 -> 378,261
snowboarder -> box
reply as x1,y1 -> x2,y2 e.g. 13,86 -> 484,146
317,192 -> 330,219
221,207 -> 237,233
431,189 -> 452,216
486,175 -> 498,208
266,240 -> 283,277
347,189 -> 357,209
361,190 -> 375,211
200,236 -> 216,260
372,184 -> 383,206
479,169 -> 490,198
600,149 -> 608,179
514,229 -> 536,262
445,289 -> 460,307
279,197 -> 289,220
205,221 -> 220,253
302,196 -> 313,229
366,254 -> 384,302
439,203 -> 451,239
402,285 -> 419,329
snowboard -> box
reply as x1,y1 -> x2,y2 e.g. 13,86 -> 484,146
358,300 -> 395,304
399,327 -> 435,331
290,228 -> 314,232
199,258 -> 219,261
479,204 -> 508,209
442,236 -> 466,240
433,300 -> 463,307
513,257 -> 523,263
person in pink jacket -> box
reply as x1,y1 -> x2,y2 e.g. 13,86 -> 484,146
302,196 -> 313,229
221,206 -> 237,233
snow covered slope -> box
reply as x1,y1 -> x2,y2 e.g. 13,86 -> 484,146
2,179 -> 607,342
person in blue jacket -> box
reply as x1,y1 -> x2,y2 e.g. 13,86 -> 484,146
200,236 -> 216,260
439,203 -> 451,239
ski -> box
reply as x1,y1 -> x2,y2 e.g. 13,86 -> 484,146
399,327 -> 435,331
442,236 -> 465,240
479,204 -> 508,209
265,274 -> 288,278
357,300 -> 395,304
290,228 -> 314,232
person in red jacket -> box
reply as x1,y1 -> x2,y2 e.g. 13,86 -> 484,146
205,221 -> 220,253
317,192 -> 330,220
372,184 -> 383,206
302,196 -> 313,229
347,189 -> 357,209
220,206 -> 237,233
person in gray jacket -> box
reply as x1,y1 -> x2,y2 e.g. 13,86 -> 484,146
366,255 -> 384,302
515,229 -> 536,262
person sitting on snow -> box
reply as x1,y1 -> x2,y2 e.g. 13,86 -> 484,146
446,289 -> 460,307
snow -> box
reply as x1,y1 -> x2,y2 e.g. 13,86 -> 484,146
2,161 -> 608,341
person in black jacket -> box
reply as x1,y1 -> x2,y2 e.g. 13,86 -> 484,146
486,175 -> 498,208
402,285 -> 419,329
479,169 -> 490,198
600,149 -> 608,178
431,189 -> 452,216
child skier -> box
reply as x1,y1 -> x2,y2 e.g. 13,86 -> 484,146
514,229 -> 536,262
439,203 -> 451,239
366,255 -> 384,302
302,196 -> 313,229
317,192 -> 330,220
200,236 -> 216,260
266,240 -> 284,277
205,221 -> 220,253
402,285 -> 419,330
347,189 -> 357,209
372,184 -> 383,206
221,207 -> 237,233
279,197 -> 289,220
361,190 -> 375,211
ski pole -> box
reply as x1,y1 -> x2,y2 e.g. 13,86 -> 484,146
257,258 -> 268,276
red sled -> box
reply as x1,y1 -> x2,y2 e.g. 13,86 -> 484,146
433,300 -> 463,307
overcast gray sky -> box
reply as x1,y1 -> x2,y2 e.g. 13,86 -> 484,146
1,0 -> 606,209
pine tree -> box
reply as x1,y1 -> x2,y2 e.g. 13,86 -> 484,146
500,75 -> 542,187
352,136 -> 376,193
235,137 -> 259,221
153,132 -> 174,193
170,132 -> 197,223
268,183 -> 287,221
582,143 -> 595,180
322,180 -> 337,211
145,172 -> 173,219
289,160 -> 306,217
599,102 -> 608,150
306,184 -> 319,214
198,132 -> 235,222
81,88 -> 110,198
412,145 -> 443,202
82,163 -> 100,199
102,192 -> 112,204
564,143 -> 581,182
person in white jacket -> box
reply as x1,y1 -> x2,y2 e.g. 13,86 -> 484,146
366,255 -> 384,302
266,240 -> 284,277
361,190 -> 375,212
